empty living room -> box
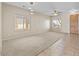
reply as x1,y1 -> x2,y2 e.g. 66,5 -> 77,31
0,0 -> 79,58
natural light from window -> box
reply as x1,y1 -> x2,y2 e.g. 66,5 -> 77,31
15,15 -> 30,31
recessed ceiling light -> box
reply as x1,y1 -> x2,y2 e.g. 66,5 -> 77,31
30,13 -> 34,15
28,7 -> 32,10
30,9 -> 34,12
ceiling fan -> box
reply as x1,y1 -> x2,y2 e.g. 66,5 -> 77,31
52,10 -> 62,16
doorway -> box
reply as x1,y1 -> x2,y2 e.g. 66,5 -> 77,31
70,14 -> 78,34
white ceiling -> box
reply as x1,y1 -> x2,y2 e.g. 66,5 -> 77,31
4,2 -> 79,16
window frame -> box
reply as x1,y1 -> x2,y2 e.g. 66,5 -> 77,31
15,14 -> 30,31
51,16 -> 62,31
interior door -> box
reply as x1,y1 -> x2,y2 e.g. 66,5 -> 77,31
70,14 -> 78,34
78,15 -> 79,34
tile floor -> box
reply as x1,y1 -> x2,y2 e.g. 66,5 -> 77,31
38,34 -> 79,56
2,32 -> 79,56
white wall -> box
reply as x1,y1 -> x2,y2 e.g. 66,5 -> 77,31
0,2 -> 2,55
2,3 -> 50,40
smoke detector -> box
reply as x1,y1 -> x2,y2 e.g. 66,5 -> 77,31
27,2 -> 35,6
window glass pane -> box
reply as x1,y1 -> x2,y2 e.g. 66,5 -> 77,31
15,15 -> 30,31
51,16 -> 62,30
16,15 -> 24,30
18,24 -> 23,29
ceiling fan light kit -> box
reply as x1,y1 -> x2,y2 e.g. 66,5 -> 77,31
52,10 -> 61,16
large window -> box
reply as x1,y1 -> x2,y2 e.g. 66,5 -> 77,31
52,19 -> 61,28
15,15 -> 30,31
51,16 -> 62,31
